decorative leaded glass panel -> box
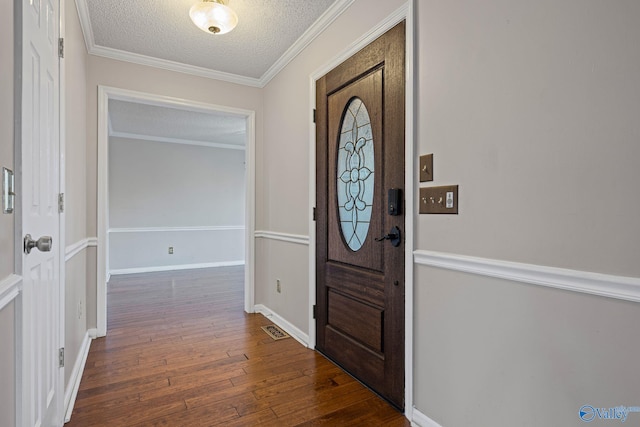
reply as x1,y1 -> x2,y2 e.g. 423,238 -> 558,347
337,97 -> 374,252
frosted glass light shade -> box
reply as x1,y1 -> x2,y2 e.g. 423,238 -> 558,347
190,0 -> 238,35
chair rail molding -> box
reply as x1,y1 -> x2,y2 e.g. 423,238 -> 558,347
414,249 -> 640,303
109,226 -> 244,233
65,237 -> 98,262
0,274 -> 22,311
254,230 -> 309,246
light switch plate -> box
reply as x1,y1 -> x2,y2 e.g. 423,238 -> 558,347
419,154 -> 433,182
419,185 -> 458,214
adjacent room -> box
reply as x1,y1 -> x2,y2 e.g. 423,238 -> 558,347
107,99 -> 247,276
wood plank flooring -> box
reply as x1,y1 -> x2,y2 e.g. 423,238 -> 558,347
67,266 -> 409,426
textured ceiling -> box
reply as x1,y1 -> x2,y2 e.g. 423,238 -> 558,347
109,100 -> 247,148
79,0 -> 349,85
89,0 -> 354,147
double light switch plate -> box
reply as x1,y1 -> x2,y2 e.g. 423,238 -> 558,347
419,185 -> 458,214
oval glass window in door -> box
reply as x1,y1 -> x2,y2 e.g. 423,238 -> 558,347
337,97 -> 374,252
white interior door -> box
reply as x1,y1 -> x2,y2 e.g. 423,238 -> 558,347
20,0 -> 62,425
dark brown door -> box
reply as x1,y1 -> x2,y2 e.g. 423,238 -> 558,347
315,21 -> 405,409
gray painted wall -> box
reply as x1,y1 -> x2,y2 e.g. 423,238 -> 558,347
64,0 -> 90,391
108,138 -> 245,272
65,0 -> 89,247
0,303 -> 15,427
413,1 -> 640,425
109,139 -> 246,229
65,253 -> 87,387
85,246 -> 97,330
415,0 -> 640,276
0,0 -> 15,278
415,266 -> 640,427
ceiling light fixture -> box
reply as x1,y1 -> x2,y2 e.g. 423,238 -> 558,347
189,0 -> 238,35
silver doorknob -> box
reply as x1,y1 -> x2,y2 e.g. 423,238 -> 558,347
24,234 -> 53,254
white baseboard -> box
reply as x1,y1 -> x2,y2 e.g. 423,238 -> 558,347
412,408 -> 443,427
64,329 -> 94,423
109,260 -> 245,276
253,304 -> 309,347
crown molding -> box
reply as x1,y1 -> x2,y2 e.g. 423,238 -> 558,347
89,45 -> 264,87
100,85 -> 256,115
109,130 -> 245,150
74,0 -> 95,54
258,0 -> 356,86
74,0 -> 356,88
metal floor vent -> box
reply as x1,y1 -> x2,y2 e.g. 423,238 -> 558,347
261,324 -> 290,340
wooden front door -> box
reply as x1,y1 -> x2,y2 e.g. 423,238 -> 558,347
315,21 -> 405,409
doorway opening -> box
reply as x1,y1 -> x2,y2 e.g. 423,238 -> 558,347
96,86 -> 256,337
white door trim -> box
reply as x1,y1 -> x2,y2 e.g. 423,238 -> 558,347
308,1 -> 414,416
96,85 -> 256,336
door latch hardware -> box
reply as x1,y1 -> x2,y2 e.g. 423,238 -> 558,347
375,226 -> 401,247
388,188 -> 402,216
24,234 -> 53,254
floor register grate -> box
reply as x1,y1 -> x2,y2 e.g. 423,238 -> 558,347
261,324 -> 290,340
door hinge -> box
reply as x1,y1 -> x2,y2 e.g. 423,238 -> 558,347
58,38 -> 64,58
58,193 -> 64,213
313,207 -> 316,221
313,109 -> 316,123
59,348 -> 65,368
312,305 -> 317,319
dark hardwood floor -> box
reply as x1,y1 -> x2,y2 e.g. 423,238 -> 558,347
66,266 -> 409,426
